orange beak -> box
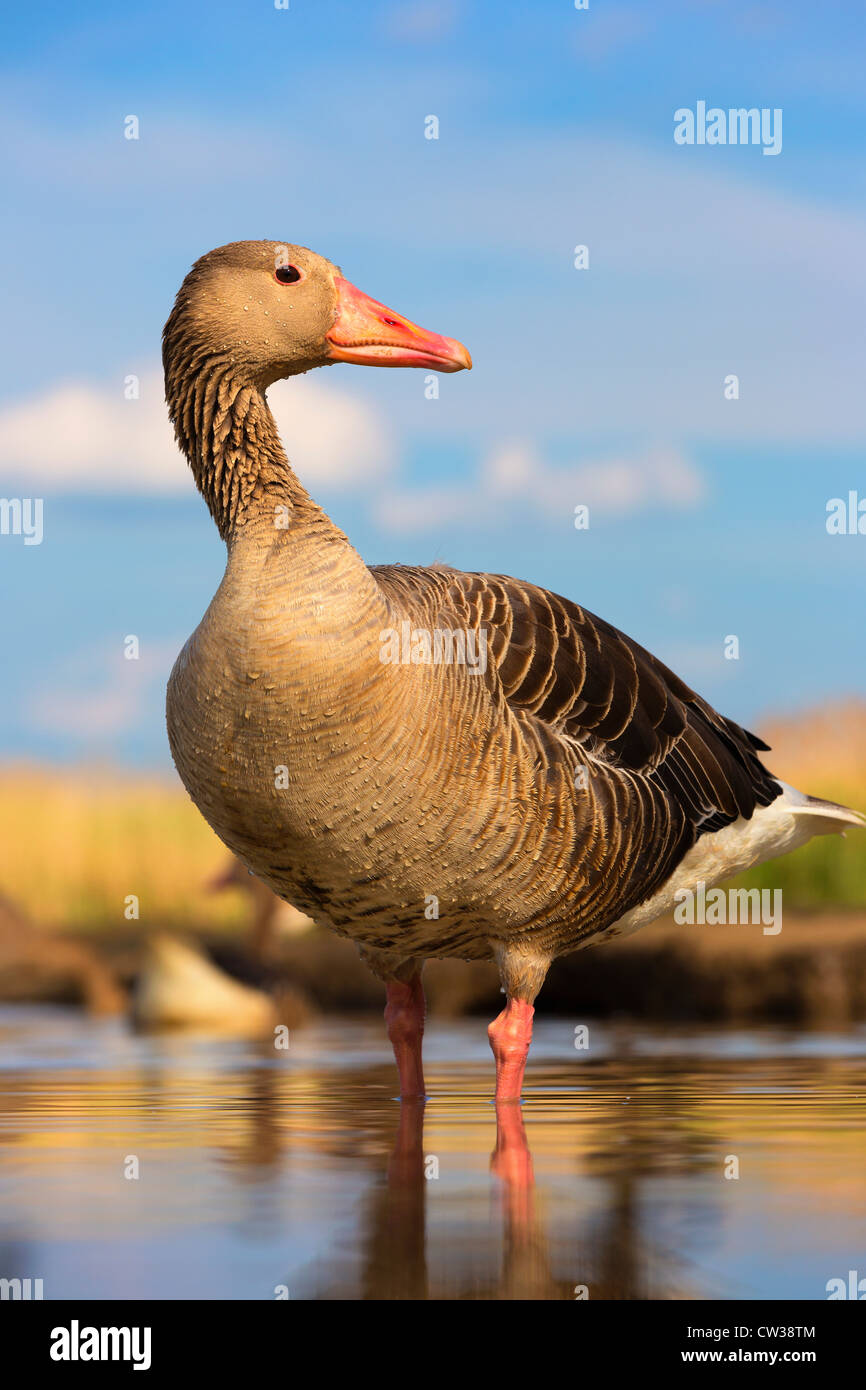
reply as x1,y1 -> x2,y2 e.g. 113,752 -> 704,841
326,276 -> 472,372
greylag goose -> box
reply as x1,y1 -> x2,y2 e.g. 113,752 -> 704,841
163,241 -> 863,1101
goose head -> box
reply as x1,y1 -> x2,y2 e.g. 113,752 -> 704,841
163,240 -> 472,389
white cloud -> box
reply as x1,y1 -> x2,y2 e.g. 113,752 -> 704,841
0,375 -> 181,491
269,376 -> 393,485
375,441 -> 704,533
0,369 -> 393,494
375,484 -> 473,534
0,360 -> 703,540
485,442 -> 703,512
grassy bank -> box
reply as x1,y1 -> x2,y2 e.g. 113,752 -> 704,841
0,766 -> 242,932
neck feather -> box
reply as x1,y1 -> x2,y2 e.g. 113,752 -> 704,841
165,354 -> 389,633
166,353 -> 325,541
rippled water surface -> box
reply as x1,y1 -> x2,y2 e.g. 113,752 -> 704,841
1,1006 -> 864,1299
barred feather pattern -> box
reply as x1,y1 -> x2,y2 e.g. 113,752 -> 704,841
367,564 -> 782,953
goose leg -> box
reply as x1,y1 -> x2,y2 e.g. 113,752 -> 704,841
384,973 -> 426,1098
359,948 -> 427,1099
488,945 -> 551,1103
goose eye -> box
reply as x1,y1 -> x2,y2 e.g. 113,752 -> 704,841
274,265 -> 302,285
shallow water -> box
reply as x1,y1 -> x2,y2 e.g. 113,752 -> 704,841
0,1006 -> 864,1300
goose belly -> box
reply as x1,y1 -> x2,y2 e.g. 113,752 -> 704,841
165,625 -> 520,956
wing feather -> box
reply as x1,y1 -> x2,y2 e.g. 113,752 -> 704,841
375,562 -> 780,827
373,563 -> 781,937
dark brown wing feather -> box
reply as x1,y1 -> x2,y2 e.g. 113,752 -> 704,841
375,564 -> 783,945
374,564 -> 781,940
479,573 -> 778,826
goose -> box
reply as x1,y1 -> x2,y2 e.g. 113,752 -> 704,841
163,240 -> 863,1102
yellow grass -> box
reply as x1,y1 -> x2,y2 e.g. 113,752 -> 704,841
758,699 -> 866,809
0,764 -> 244,931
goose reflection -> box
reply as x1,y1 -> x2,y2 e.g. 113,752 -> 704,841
3,1015 -> 859,1300
299,1076 -> 710,1300
305,1098 -> 568,1299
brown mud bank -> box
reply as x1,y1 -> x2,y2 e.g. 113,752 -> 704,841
5,909 -> 862,1026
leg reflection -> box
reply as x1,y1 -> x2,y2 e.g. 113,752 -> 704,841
491,1100 -> 534,1196
361,1097 -> 428,1299
490,1101 -> 557,1299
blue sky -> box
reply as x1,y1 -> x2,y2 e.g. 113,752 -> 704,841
1,0 -> 865,766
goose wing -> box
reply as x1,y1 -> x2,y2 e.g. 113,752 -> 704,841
375,564 -> 781,840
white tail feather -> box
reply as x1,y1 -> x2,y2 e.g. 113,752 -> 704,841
600,779 -> 865,944
775,780 -> 866,835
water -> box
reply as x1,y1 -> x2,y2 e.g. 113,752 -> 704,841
0,1006 -> 864,1300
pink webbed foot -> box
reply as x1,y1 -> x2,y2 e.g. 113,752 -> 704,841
384,975 -> 426,1098
488,998 -> 535,1103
